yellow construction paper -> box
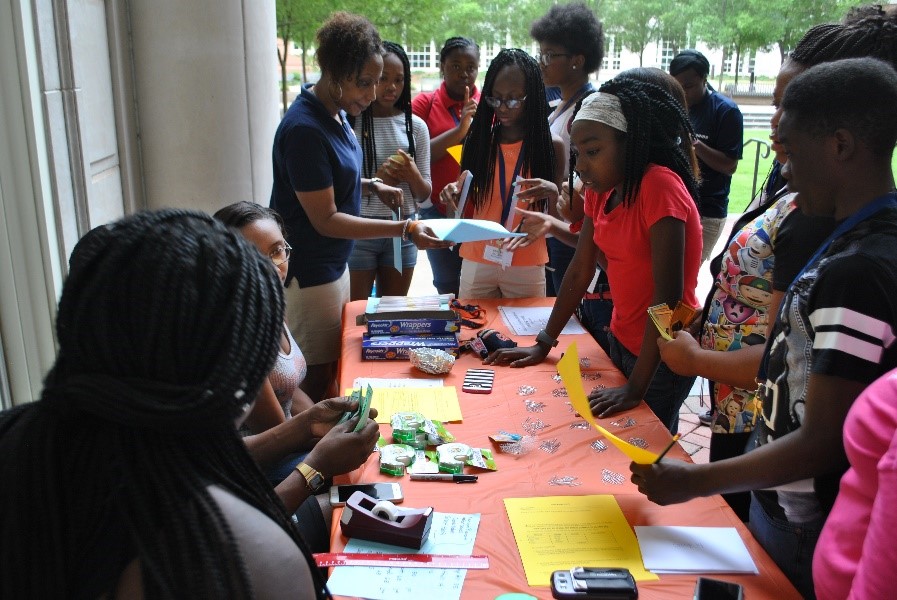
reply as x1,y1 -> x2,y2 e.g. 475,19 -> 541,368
504,495 -> 658,585
344,386 -> 463,424
558,344 -> 659,464
446,144 -> 463,165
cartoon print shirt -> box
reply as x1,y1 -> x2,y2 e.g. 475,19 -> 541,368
701,194 -> 797,433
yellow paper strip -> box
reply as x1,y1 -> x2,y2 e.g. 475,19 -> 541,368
504,495 -> 658,585
557,343 -> 659,464
345,386 -> 463,424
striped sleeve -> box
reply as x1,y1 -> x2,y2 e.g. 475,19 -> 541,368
809,254 -> 897,382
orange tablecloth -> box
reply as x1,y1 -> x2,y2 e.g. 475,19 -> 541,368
331,298 -> 800,599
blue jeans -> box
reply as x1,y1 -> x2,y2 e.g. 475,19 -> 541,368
420,206 -> 462,296
547,237 -> 576,296
606,331 -> 694,434
578,298 -> 613,355
748,492 -> 823,599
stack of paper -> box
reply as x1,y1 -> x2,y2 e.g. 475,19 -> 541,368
634,526 -> 759,574
327,512 -> 480,600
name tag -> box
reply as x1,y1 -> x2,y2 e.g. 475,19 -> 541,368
483,244 -> 513,269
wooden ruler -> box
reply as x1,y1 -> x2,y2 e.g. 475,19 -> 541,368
314,552 -> 489,569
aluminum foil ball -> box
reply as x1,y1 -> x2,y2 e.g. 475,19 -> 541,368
409,347 -> 455,374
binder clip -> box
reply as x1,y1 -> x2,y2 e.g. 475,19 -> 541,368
340,491 -> 434,550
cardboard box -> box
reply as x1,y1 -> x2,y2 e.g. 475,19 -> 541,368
365,313 -> 461,335
361,332 -> 460,360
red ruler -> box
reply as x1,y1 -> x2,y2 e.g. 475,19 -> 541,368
314,552 -> 489,569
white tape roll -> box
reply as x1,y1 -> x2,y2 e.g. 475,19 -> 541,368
372,500 -> 400,522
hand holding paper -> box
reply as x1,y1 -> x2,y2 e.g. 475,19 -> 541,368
557,344 -> 661,464
647,301 -> 699,340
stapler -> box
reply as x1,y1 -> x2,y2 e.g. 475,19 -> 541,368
340,491 -> 434,549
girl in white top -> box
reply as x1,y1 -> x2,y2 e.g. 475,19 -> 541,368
350,41 -> 432,300
214,202 -> 316,434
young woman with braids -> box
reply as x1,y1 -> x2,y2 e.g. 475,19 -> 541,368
439,48 -> 565,298
0,210 -> 378,598
270,12 -> 449,403
511,67 -> 698,353
349,41 -> 432,300
654,6 -> 897,523
411,36 -> 481,296
486,76 -> 702,435
530,1 -> 605,295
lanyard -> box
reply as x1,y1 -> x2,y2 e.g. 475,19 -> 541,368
758,192 -> 897,382
448,105 -> 461,126
548,83 -> 595,128
498,144 -> 526,231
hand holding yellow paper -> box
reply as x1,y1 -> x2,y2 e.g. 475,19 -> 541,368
557,343 -> 660,464
647,301 -> 700,340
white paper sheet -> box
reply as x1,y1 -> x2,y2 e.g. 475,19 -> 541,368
498,305 -> 586,336
326,512 -> 481,600
419,219 -> 526,243
634,526 -> 759,574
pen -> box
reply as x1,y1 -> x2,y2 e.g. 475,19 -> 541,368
653,434 -> 681,464
409,474 -> 478,483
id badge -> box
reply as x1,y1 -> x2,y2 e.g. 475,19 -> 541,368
483,244 -> 513,269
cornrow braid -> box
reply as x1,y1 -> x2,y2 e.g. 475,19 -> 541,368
573,77 -> 699,207
460,48 -> 555,213
359,41 -> 416,180
758,6 -> 897,199
790,8 -> 897,70
439,36 -> 480,64
0,210 -> 330,599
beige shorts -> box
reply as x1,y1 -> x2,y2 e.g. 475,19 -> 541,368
459,261 -> 546,299
284,269 -> 349,365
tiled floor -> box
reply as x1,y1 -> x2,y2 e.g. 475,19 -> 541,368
405,213 -> 742,464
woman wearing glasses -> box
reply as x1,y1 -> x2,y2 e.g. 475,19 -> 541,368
530,2 -> 605,294
411,37 -> 481,296
214,202 -> 313,438
440,49 -> 565,298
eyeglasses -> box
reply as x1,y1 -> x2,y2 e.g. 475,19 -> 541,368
484,95 -> 527,110
446,63 -> 477,75
269,242 -> 292,266
537,51 -> 571,66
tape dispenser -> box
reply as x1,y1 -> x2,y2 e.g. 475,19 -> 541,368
436,442 -> 472,474
340,491 -> 434,549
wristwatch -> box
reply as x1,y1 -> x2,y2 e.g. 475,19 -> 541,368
295,462 -> 327,494
369,177 -> 384,190
535,329 -> 559,349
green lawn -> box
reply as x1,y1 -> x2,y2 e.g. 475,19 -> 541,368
729,128 -> 897,214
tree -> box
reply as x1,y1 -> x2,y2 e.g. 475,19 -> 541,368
605,0 -> 664,67
770,0 -> 865,64
275,0 -> 329,112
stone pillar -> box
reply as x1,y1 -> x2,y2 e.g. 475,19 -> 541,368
127,0 -> 278,214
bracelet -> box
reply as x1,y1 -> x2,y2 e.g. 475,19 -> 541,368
402,220 -> 420,241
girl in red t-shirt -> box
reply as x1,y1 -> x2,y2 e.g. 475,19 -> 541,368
486,75 -> 702,433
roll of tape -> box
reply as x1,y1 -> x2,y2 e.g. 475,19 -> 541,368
372,500 -> 400,522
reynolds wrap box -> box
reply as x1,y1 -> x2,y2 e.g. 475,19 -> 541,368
361,333 -> 460,360
366,314 -> 460,335
358,295 -> 460,335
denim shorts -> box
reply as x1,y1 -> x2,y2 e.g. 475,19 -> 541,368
348,236 -> 418,271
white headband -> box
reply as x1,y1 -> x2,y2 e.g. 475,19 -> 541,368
572,92 -> 628,133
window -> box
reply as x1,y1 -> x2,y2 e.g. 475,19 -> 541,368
659,40 -> 674,71
407,44 -> 431,69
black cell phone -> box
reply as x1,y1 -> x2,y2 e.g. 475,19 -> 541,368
694,577 -> 744,600
550,567 -> 638,599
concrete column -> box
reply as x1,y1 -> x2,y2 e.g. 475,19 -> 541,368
127,0 -> 278,214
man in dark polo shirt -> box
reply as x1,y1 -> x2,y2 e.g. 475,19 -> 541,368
670,49 -> 744,262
